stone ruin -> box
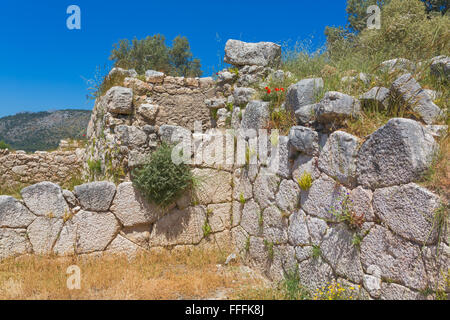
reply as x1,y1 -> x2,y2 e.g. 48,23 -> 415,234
0,39 -> 449,300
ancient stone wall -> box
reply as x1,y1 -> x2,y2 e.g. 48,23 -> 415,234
0,148 -> 85,189
0,40 -> 449,300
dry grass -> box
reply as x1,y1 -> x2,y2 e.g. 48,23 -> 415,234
0,248 -> 275,300
420,132 -> 450,203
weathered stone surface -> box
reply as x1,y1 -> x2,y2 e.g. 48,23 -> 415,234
316,91 -> 361,124
275,179 -> 300,213
425,125 -> 448,137
288,126 -> 319,156
62,189 -> 78,207
192,168 -> 232,204
380,58 -> 415,73
74,210 -> 120,254
391,73 -> 442,124
295,104 -> 319,126
318,131 -> 360,187
110,182 -> 164,227
380,283 -> 422,300
104,86 -> 133,115
349,187 -> 376,222
301,175 -> 349,221
74,181 -> 116,212
357,118 -> 437,189
253,168 -> 280,209
285,78 -> 324,114
373,183 -> 441,244
430,55 -> 450,80
27,217 -> 63,255
233,168 -> 253,201
240,100 -> 270,131
120,225 -> 151,249
21,182 -> 69,218
321,224 -> 363,283
205,98 -> 226,109
108,67 -> 137,79
268,135 -> 291,179
207,203 -> 231,233
288,210 -> 309,246
262,205 -> 288,244
232,201 -> 242,228
224,39 -> 281,67
231,226 -> 249,255
149,206 -> 206,246
105,234 -> 143,258
363,276 -> 381,299
269,245 -> 296,282
360,225 -> 427,290
240,200 -> 262,236
298,258 -> 335,290
292,154 -> 321,184
422,243 -> 450,292
360,87 -> 390,111
145,70 -> 165,83
248,236 -> 270,271
0,229 -> 32,259
295,246 -> 313,262
138,104 -> 159,120
158,125 -> 191,144
0,196 -> 35,228
53,220 -> 76,256
115,125 -> 148,147
306,216 -> 328,246
233,87 -> 256,106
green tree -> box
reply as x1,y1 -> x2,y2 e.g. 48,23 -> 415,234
346,0 -> 389,32
109,34 -> 202,77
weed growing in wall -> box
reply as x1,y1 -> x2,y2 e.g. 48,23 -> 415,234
132,143 -> 197,208
329,192 -> 364,230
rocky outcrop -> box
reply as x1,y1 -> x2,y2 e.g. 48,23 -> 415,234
224,39 -> 281,67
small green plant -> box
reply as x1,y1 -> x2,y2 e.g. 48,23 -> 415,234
312,245 -> 321,259
132,143 -> 197,208
281,266 -> 310,300
0,140 -> 12,150
239,193 -> 246,204
245,236 -> 250,252
87,158 -> 102,178
210,109 -> 218,121
226,102 -> 234,112
202,220 -> 212,237
297,172 -> 313,191
352,234 -> 363,249
258,211 -> 264,227
264,240 -> 274,260
329,192 -> 364,230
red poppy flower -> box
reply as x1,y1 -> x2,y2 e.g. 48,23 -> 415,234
280,88 -> 284,91
275,88 -> 279,92
267,89 -> 271,94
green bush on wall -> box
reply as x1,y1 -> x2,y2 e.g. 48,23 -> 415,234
132,143 -> 196,208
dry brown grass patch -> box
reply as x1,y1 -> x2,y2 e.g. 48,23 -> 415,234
0,248 -> 274,300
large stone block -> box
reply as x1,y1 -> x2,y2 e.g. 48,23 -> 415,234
361,225 -> 428,291
192,168 -> 232,205
21,182 -> 69,218
240,100 -> 270,131
149,206 -> 206,247
357,118 -> 437,189
110,182 -> 164,227
318,131 -> 360,187
73,210 -> 120,254
224,39 -> 281,67
285,78 -> 323,114
315,91 -> 361,124
27,217 -> 64,255
74,181 -> 116,212
0,196 -> 35,228
0,229 -> 32,260
373,183 -> 441,244
288,126 -> 319,156
391,74 -> 442,124
104,86 -> 133,115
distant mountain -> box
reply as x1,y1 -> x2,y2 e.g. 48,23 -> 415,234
0,109 -> 91,152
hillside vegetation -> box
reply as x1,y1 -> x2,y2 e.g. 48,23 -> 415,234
0,110 -> 91,152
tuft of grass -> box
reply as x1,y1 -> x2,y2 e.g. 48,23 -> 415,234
202,220 -> 212,238
280,267 -> 311,300
239,193 -> 246,205
297,172 -> 313,191
0,183 -> 26,199
263,240 -> 274,261
312,245 -> 321,259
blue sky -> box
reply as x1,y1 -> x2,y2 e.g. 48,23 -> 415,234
0,0 -> 347,118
